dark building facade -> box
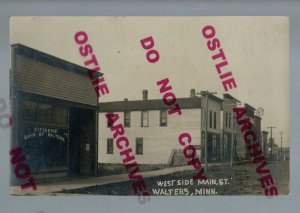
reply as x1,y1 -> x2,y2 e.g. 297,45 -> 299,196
10,44 -> 99,182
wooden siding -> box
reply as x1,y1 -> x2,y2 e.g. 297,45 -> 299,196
15,55 -> 97,107
98,109 -> 202,164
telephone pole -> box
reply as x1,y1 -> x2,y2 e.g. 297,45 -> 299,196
267,126 -> 276,158
279,131 -> 283,160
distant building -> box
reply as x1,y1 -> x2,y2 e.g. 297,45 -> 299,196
266,138 -> 279,160
261,131 -> 269,156
254,115 -> 262,147
281,147 -> 290,161
235,103 -> 257,160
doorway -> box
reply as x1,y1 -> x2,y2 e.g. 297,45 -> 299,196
69,107 -> 96,176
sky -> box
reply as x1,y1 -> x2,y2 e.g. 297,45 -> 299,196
10,16 -> 289,147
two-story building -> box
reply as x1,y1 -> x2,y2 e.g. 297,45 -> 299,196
221,94 -> 240,162
98,89 -> 223,169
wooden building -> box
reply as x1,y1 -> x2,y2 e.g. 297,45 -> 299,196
221,94 -> 240,161
98,89 -> 223,167
10,44 -> 99,182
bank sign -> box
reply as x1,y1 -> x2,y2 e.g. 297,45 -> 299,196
21,125 -> 68,170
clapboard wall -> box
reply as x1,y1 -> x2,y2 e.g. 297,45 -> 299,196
13,44 -> 97,107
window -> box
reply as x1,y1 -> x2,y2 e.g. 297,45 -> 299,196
107,113 -> 114,127
160,110 -> 167,126
124,111 -> 130,127
225,112 -> 228,128
214,112 -> 217,129
22,101 -> 37,122
141,111 -> 149,127
53,106 -> 68,125
209,110 -> 212,128
21,100 -> 68,126
136,138 -> 143,155
229,113 -> 232,128
107,138 -> 114,154
37,103 -> 53,123
212,135 -> 217,155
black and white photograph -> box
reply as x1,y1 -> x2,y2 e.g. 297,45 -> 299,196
9,16 -> 289,198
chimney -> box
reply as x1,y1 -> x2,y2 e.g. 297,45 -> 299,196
142,90 -> 148,100
124,98 -> 128,101
190,89 -> 196,98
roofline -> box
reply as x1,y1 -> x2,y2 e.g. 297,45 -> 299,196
223,93 -> 240,103
98,97 -> 202,112
244,103 -> 256,111
200,92 -> 223,103
11,43 -> 103,78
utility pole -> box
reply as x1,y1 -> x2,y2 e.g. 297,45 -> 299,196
267,126 -> 276,158
223,99 -> 241,168
197,91 -> 217,172
279,131 -> 283,160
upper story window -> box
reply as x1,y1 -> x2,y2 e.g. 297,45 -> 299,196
229,113 -> 232,128
124,111 -> 130,127
213,112 -> 217,129
209,110 -> 212,128
107,138 -> 114,154
136,138 -> 143,155
160,110 -> 167,126
141,111 -> 149,127
107,113 -> 114,127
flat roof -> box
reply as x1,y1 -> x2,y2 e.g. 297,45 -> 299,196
98,97 -> 202,112
223,93 -> 240,103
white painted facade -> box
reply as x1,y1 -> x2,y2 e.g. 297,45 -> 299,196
98,108 -> 202,164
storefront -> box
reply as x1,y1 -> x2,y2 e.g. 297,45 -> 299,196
10,44 -> 100,181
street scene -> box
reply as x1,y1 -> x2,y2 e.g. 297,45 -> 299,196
9,17 -> 289,197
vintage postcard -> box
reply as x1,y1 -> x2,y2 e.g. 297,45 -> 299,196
9,16 -> 289,200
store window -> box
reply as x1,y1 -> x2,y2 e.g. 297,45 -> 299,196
21,100 -> 68,126
22,100 -> 37,122
20,100 -> 69,170
54,106 -> 68,125
37,103 -> 53,123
